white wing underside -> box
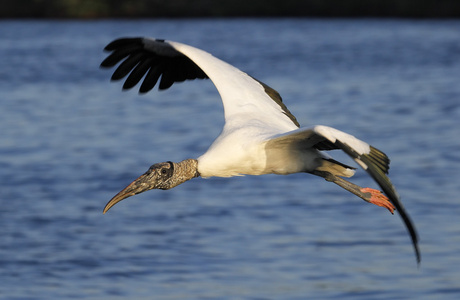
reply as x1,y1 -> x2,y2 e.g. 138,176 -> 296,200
167,40 -> 298,133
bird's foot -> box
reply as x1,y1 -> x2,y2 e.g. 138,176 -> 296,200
361,187 -> 395,214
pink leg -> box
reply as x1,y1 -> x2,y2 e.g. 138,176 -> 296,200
313,171 -> 395,214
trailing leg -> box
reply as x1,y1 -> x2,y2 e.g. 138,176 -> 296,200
312,170 -> 395,214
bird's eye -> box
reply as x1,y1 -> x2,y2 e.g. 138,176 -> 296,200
161,168 -> 168,174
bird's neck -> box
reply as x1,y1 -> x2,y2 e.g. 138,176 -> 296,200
170,159 -> 200,188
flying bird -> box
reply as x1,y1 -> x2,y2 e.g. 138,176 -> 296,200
100,37 -> 420,264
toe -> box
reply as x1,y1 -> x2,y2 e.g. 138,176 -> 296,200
361,187 -> 395,214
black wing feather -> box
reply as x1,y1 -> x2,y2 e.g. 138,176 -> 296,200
313,139 -> 339,151
159,64 -> 176,90
335,140 -> 421,264
140,65 -> 163,93
100,45 -> 141,67
123,57 -> 154,90
111,52 -> 144,80
100,37 -> 208,93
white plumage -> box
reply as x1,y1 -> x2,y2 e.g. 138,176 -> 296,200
100,37 -> 420,264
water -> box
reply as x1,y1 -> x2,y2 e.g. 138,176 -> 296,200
1,19 -> 459,299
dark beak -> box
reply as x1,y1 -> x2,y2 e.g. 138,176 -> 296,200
103,172 -> 153,214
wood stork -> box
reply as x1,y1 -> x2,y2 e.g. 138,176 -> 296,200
100,37 -> 420,264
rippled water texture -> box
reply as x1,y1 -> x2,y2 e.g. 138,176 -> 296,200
1,19 -> 460,299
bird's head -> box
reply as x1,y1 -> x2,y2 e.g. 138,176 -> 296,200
103,159 -> 198,214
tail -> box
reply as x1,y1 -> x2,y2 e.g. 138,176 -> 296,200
316,158 -> 356,178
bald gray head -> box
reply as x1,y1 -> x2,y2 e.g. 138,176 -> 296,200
103,159 -> 199,214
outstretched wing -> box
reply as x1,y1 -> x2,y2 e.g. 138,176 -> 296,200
268,125 -> 420,264
101,38 -> 208,92
101,37 -> 299,131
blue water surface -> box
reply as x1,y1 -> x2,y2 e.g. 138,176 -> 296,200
1,19 -> 460,299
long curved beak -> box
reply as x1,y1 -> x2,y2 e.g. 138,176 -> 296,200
103,173 -> 152,214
